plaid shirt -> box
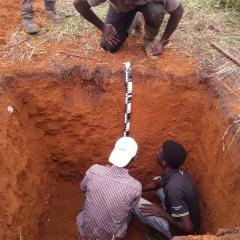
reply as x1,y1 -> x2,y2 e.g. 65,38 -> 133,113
76,164 -> 142,240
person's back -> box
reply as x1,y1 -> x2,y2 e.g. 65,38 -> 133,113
76,137 -> 142,240
77,164 -> 142,239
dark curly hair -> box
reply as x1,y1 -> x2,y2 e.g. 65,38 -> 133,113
162,140 -> 187,169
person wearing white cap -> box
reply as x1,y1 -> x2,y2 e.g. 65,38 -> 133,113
76,136 -> 142,240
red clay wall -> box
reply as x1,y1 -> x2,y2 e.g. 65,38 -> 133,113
0,65 -> 239,239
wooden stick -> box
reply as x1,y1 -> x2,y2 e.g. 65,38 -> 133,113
211,42 -> 240,67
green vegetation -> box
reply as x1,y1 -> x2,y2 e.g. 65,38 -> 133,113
210,0 -> 240,11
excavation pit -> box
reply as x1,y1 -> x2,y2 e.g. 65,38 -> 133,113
0,65 -> 239,240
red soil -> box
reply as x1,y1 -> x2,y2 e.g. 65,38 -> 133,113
0,0 -> 47,45
0,61 -> 239,240
0,0 -> 21,44
0,1 -> 240,240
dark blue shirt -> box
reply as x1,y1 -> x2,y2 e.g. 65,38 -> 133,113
160,169 -> 201,236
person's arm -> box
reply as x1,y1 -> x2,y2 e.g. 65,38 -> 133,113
73,0 -> 119,45
140,187 -> 195,234
73,0 -> 104,31
161,2 -> 184,42
140,203 -> 194,234
80,164 -> 98,192
80,173 -> 89,192
142,178 -> 161,192
130,183 -> 142,211
152,3 -> 184,55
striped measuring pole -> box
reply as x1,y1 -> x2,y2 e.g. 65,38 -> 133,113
123,62 -> 133,137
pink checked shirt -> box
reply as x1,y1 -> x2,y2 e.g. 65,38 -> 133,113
76,164 -> 142,240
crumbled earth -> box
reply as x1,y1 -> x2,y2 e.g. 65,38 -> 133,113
174,227 -> 240,239
0,0 -> 45,44
0,0 -> 21,44
0,1 -> 240,240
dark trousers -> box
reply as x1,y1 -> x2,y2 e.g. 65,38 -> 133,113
21,0 -> 56,19
100,2 -> 166,53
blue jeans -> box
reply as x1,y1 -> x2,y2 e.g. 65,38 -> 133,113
134,188 -> 173,239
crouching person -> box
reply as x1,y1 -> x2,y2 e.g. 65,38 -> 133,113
76,137 -> 142,240
135,140 -> 201,239
73,0 -> 184,58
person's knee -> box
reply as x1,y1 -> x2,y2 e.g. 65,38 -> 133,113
100,39 -> 120,53
146,13 -> 165,28
144,5 -> 165,28
73,0 -> 78,8
73,0 -> 82,10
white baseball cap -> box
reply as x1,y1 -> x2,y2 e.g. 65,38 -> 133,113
109,137 -> 138,168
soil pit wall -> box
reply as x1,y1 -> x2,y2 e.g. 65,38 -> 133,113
0,65 -> 239,240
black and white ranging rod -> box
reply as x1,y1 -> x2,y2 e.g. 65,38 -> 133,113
123,62 -> 133,137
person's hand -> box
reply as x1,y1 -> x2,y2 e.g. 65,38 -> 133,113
140,203 -> 168,218
151,39 -> 169,56
102,23 -> 119,45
